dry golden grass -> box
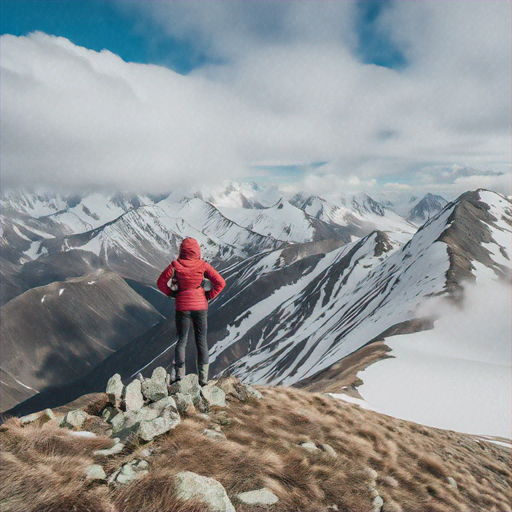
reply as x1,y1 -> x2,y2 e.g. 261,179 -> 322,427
1,385 -> 511,512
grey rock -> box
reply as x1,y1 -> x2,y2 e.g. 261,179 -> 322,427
141,366 -> 169,402
20,408 -> 55,425
215,376 -> 241,398
106,374 -> 124,405
139,409 -> 181,442
371,495 -> 384,512
169,373 -> 201,400
300,442 -> 320,452
60,410 -> 89,429
149,395 -> 177,414
102,406 -> 120,424
235,488 -> 279,506
193,393 -> 210,414
203,428 -> 227,441
110,411 -> 142,439
123,379 -> 144,412
86,464 -> 106,481
365,467 -> 378,482
174,392 -> 196,415
201,385 -> 227,409
94,439 -> 125,457
243,384 -> 263,400
174,471 -> 235,512
447,477 -> 458,489
320,443 -> 337,457
108,459 -> 149,486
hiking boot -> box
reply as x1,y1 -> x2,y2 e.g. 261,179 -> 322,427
198,363 -> 209,387
168,364 -> 185,387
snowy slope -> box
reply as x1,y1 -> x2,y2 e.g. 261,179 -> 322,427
212,190 -> 511,387
291,192 -> 417,244
407,193 -> 448,225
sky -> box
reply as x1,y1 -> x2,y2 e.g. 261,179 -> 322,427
1,0 -> 511,200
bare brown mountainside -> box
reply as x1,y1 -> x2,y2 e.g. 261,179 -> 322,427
0,269 -> 162,411
1,385 -> 510,512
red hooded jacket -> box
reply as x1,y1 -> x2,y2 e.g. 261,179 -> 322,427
157,238 -> 225,311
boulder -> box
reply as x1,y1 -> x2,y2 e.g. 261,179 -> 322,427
169,374 -> 201,400
60,410 -> 90,430
20,408 -> 55,426
86,464 -> 106,482
215,376 -> 242,399
447,477 -> 458,489
94,439 -> 125,457
141,366 -> 169,402
174,471 -> 235,512
201,385 -> 227,409
149,395 -> 177,414
138,409 -> 181,442
123,379 -> 144,412
174,392 -> 196,415
235,488 -> 279,506
106,374 -> 124,406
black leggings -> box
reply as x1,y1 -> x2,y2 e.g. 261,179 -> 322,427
174,310 -> 208,366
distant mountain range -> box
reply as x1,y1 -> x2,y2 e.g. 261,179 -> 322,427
2,184 -> 510,420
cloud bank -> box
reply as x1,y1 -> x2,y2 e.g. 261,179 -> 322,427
1,1 -> 510,194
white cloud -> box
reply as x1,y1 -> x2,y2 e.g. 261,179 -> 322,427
1,1 -> 510,193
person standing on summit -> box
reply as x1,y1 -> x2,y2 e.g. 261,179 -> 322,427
157,237 -> 225,386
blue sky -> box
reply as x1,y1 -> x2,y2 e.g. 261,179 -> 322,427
1,0 -> 406,72
1,1 -> 510,198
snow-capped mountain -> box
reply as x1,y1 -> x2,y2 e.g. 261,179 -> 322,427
208,189 -> 510,386
407,193 -> 448,225
290,192 -> 417,243
2,185 -> 510,422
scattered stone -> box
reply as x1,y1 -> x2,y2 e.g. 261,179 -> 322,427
242,384 -> 263,400
69,431 -> 97,438
139,409 -> 181,442
123,380 -> 144,412
108,459 -> 149,486
174,392 -> 196,415
203,428 -> 227,441
86,464 -> 106,482
364,467 -> 378,482
371,495 -> 384,512
381,476 -> 399,488
300,442 -> 320,452
447,477 -> 458,489
140,448 -> 152,458
320,443 -> 337,457
169,374 -> 201,400
106,374 -> 124,406
149,395 -> 177,414
94,438 -> 125,457
201,384 -> 227,409
235,488 -> 279,506
174,471 -> 235,512
60,410 -> 90,429
193,393 -> 210,414
141,367 -> 169,402
215,376 -> 242,399
102,406 -> 120,424
20,408 -> 56,426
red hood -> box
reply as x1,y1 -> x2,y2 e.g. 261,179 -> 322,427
178,238 -> 201,260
